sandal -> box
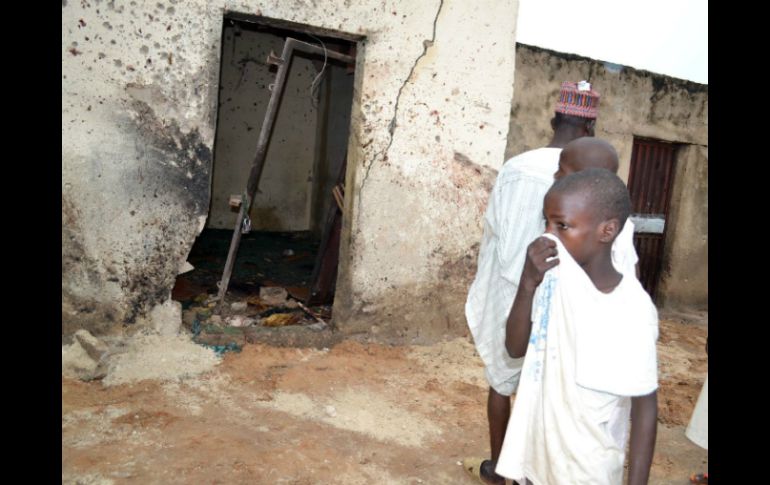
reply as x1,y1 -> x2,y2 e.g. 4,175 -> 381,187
690,473 -> 708,484
462,457 -> 505,485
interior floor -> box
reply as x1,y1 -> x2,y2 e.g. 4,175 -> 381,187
172,229 -> 320,306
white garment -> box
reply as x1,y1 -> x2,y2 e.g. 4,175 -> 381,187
496,233 -> 658,485
613,219 -> 638,277
465,148 -> 640,396
686,374 -> 708,449
465,148 -> 562,395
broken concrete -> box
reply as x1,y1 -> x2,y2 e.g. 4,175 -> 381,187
62,339 -> 103,381
137,299 -> 183,337
259,286 -> 288,306
74,329 -> 109,362
102,333 -> 221,387
230,302 -> 248,312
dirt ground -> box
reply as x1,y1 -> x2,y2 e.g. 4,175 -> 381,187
62,313 -> 707,485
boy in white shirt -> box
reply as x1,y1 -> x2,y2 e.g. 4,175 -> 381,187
499,168 -> 658,485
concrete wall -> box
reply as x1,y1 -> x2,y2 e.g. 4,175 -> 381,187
62,0 -> 519,340
506,44 -> 708,310
657,144 -> 708,310
62,0 -> 221,335
207,25 -> 320,231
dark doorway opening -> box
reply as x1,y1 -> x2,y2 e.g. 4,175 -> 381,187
172,16 -> 357,333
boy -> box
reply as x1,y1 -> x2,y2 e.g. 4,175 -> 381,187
498,168 -> 658,485
464,135 -> 639,484
554,137 -> 638,276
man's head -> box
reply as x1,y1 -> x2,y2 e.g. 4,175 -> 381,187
555,137 -> 619,180
549,81 -> 600,143
544,168 -> 631,265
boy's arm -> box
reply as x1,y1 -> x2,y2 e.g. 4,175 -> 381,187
505,236 -> 559,358
628,390 -> 658,485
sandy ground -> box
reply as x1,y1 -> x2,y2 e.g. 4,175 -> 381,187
62,315 -> 707,484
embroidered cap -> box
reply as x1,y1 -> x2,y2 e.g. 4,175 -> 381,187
554,81 -> 600,119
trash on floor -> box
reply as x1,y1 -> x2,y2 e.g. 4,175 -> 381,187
260,286 -> 288,306
262,312 -> 300,327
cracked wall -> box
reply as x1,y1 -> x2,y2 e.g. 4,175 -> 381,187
62,0 -> 519,340
506,44 -> 708,310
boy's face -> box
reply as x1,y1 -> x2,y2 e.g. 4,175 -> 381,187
543,190 -> 605,266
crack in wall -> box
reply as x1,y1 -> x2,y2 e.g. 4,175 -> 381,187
356,0 -> 445,224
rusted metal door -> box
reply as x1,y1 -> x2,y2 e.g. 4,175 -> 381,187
627,138 -> 678,301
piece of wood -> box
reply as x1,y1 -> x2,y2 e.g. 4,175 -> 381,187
296,301 -> 327,326
307,154 -> 347,306
229,195 -> 242,209
332,185 -> 344,211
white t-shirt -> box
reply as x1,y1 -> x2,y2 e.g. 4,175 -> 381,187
496,233 -> 658,485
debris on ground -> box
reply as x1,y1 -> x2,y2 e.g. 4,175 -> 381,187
138,299 -> 183,336
74,329 -> 109,362
226,315 -> 255,327
62,338 -> 104,381
102,332 -> 220,387
297,300 -> 328,326
230,301 -> 248,312
262,313 -> 300,327
260,286 -> 288,306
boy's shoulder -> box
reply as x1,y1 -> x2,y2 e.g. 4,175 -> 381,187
574,273 -> 659,397
608,275 -> 659,326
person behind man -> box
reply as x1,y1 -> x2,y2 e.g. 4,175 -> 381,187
498,168 -> 658,485
463,81 -> 601,485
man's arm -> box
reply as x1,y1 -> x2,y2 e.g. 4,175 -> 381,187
505,236 -> 559,358
628,390 -> 658,485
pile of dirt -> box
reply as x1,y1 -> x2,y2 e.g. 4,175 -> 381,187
103,332 -> 221,387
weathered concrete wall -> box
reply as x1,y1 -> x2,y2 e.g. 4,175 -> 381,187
62,0 -> 519,341
207,25 -> 319,231
506,44 -> 708,310
657,145 -> 708,310
62,0 -> 222,335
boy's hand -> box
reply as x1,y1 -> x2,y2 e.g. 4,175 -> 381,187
520,236 -> 559,292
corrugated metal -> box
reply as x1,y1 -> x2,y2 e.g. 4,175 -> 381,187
633,233 -> 665,300
629,139 -> 677,216
628,138 -> 678,300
